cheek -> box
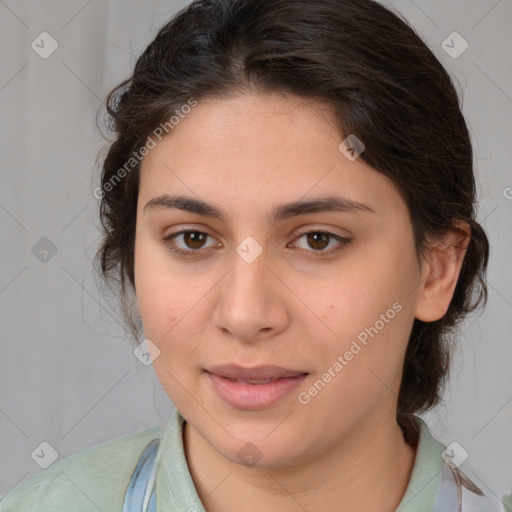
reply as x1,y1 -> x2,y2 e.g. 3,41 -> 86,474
134,239 -> 185,343
134,239 -> 215,373
303,243 -> 418,381
311,250 -> 415,332
134,247 -> 205,405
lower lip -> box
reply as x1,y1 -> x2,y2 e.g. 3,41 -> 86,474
206,372 -> 307,410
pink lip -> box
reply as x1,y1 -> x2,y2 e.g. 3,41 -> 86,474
205,365 -> 308,410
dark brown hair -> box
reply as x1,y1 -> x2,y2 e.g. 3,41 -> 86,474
94,0 -> 489,417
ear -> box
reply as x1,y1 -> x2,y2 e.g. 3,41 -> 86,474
415,222 -> 471,322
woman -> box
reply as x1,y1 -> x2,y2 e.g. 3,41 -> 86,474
1,0 -> 504,510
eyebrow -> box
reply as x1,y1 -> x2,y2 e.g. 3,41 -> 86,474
143,194 -> 375,223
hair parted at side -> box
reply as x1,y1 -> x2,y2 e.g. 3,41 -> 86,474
94,0 -> 489,418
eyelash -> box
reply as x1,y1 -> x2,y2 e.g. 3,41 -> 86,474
162,229 -> 351,259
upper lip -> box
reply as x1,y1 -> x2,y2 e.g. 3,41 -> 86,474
206,364 -> 307,380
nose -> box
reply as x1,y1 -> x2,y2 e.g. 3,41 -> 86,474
212,250 -> 290,343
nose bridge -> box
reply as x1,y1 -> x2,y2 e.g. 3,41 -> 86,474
213,247 -> 288,339
226,250 -> 272,306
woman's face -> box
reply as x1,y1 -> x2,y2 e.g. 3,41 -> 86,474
134,92 -> 427,468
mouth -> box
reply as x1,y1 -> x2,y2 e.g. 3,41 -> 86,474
204,364 -> 308,410
205,364 -> 308,381
222,377 -> 285,385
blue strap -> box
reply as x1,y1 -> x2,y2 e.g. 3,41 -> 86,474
433,461 -> 460,511
122,439 -> 160,512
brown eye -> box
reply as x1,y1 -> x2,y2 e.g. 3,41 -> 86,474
306,232 -> 330,251
183,231 -> 207,249
163,230 -> 221,256
291,230 -> 351,257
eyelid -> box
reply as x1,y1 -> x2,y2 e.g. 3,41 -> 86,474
291,224 -> 351,239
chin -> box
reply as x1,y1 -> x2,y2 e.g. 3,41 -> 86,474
207,421 -> 310,469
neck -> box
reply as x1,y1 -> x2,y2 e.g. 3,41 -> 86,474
183,411 -> 417,512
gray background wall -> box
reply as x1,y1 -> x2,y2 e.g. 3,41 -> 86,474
1,0 -> 511,505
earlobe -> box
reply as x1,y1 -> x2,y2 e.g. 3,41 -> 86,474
414,222 -> 471,322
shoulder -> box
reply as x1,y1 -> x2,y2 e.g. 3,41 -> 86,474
0,425 -> 165,512
402,416 -> 505,512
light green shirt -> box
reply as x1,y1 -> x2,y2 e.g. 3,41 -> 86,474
0,409 -> 502,511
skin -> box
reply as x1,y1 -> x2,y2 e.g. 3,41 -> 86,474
134,92 -> 469,512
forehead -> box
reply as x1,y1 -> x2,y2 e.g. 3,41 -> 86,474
138,92 -> 405,220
